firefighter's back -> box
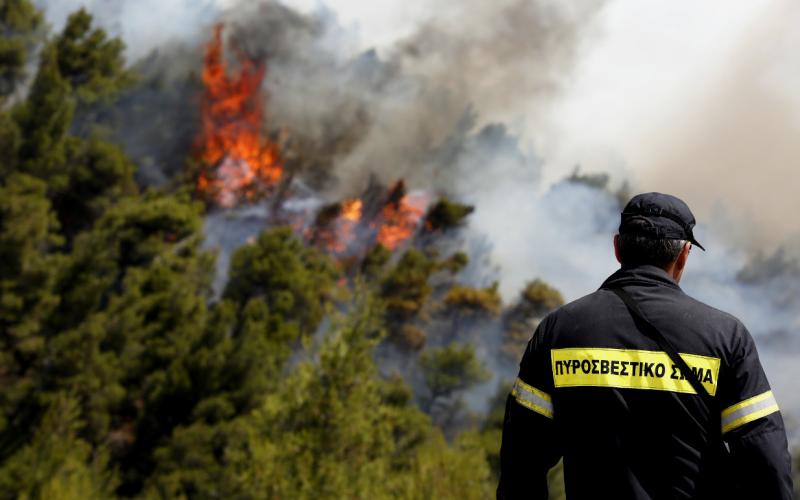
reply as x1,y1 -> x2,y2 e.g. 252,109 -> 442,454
544,269 -> 732,498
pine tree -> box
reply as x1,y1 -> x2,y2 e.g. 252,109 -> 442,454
0,395 -> 117,499
54,8 -> 133,103
224,226 -> 339,338
423,197 -> 474,232
0,173 -> 63,455
502,278 -> 564,360
0,111 -> 21,180
442,282 -> 502,340
421,342 -> 489,413
55,135 -> 137,237
14,44 -> 74,188
0,0 -> 43,102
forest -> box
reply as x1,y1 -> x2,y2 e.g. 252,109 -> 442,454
0,1 -> 797,498
0,2 -> 566,497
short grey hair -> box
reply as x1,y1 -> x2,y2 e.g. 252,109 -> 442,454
618,234 -> 686,268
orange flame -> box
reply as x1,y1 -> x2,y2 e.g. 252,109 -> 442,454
341,199 -> 363,222
327,199 -> 362,253
376,184 -> 426,250
196,24 -> 282,207
308,199 -> 363,254
336,199 -> 362,252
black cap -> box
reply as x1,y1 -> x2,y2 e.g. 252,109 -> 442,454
619,192 -> 705,251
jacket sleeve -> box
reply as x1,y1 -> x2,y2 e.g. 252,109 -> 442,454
497,319 -> 562,500
718,323 -> 793,499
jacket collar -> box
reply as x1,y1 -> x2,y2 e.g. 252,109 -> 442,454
600,264 -> 682,291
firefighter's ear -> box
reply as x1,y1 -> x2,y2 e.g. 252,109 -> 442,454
613,234 -> 622,264
672,241 -> 691,283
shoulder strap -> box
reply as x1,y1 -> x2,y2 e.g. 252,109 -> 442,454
606,286 -> 717,415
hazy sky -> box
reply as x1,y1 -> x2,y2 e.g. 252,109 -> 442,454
280,0 -> 800,248
547,0 -> 800,249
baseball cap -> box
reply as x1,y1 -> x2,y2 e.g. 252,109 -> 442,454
619,192 -> 705,251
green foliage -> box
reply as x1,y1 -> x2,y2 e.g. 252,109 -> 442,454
397,431 -> 494,499
14,8 -> 130,190
440,282 -> 501,342
0,111 -> 21,178
361,243 -> 392,280
142,290 -> 501,500
480,382 -> 511,481
0,174 -> 62,441
424,197 -> 475,232
14,44 -> 74,187
444,283 -> 502,317
224,226 -> 339,337
37,194 -> 214,493
371,248 -> 473,349
396,323 -> 427,351
0,174 -> 61,359
520,279 -> 565,313
421,342 -> 490,401
55,9 -> 132,102
440,251 -> 469,273
0,0 -> 41,32
502,278 -> 564,360
0,0 -> 43,101
53,135 -> 137,236
380,249 -> 437,321
237,291 -> 395,498
0,396 -> 117,499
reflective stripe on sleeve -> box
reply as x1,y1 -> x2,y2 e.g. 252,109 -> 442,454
511,377 -> 554,419
721,390 -> 780,434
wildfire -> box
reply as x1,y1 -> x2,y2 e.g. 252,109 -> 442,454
375,183 -> 426,250
306,181 -> 426,256
331,199 -> 363,253
196,24 -> 282,207
341,198 -> 363,222
307,198 -> 363,254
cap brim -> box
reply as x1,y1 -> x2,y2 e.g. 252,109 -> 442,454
690,238 -> 706,251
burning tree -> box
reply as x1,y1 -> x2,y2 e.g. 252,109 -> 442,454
195,24 -> 283,207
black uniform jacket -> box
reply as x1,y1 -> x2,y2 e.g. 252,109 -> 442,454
497,265 -> 793,499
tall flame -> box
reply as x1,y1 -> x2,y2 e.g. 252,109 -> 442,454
196,24 -> 282,207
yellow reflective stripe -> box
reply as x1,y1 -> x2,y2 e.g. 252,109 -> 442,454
515,377 -> 552,403
512,377 -> 553,419
551,348 -> 720,395
721,390 -> 774,417
721,390 -> 780,434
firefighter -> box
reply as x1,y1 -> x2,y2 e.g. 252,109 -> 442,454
497,192 -> 793,499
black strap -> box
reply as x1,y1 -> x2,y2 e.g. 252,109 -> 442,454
607,287 -> 717,415
608,286 -> 730,493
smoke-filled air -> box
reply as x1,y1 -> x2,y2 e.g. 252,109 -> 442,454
0,0 -> 798,497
